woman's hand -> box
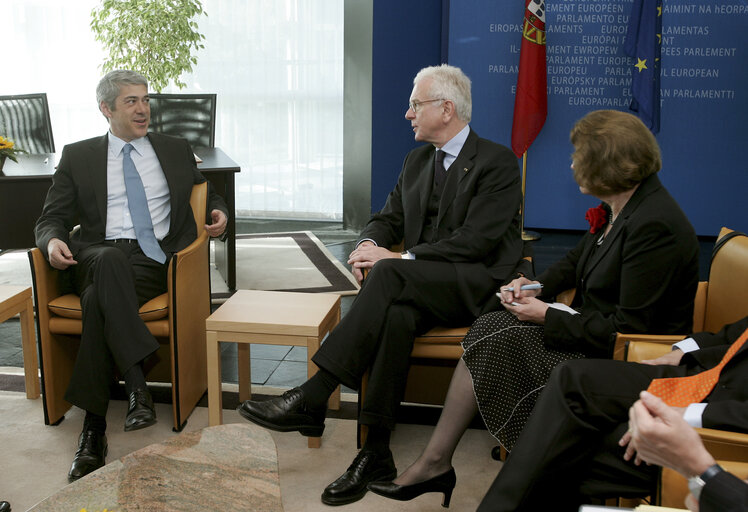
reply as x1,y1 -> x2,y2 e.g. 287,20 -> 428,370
502,296 -> 549,324
498,277 -> 542,304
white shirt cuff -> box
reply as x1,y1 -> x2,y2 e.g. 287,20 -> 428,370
673,337 -> 699,353
683,403 -> 707,428
357,238 -> 377,248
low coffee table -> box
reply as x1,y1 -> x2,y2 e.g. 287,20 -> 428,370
0,285 -> 39,399
206,290 -> 341,448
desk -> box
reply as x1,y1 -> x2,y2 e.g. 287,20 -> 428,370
0,148 -> 240,290
0,153 -> 57,251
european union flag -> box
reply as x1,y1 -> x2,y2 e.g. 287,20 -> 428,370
624,0 -> 662,133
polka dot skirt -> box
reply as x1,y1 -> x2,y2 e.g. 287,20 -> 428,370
462,310 -> 586,452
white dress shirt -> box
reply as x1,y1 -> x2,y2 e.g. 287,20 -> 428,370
672,336 -> 707,427
105,132 -> 171,241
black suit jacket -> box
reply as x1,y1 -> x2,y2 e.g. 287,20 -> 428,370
701,470 -> 748,512
683,316 -> 748,431
539,174 -> 699,357
35,132 -> 228,259
359,129 -> 527,312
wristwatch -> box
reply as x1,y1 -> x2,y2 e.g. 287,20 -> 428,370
688,463 -> 723,500
400,250 -> 413,260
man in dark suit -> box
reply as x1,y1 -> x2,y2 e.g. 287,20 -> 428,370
238,64 -> 528,505
477,316 -> 748,511
34,69 -> 228,481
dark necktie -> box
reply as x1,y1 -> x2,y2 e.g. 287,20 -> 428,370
122,143 -> 167,263
434,149 -> 447,188
647,326 -> 748,406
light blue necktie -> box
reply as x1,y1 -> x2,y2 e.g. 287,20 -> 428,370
122,143 -> 167,263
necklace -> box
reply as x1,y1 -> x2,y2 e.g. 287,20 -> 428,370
597,211 -> 617,246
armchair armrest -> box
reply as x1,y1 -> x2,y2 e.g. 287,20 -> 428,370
696,428 -> 748,461
28,247 -> 63,304
168,230 -> 210,323
613,333 -> 687,362
166,229 -> 211,428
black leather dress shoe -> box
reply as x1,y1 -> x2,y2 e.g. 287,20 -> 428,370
0,500 -> 11,512
321,449 -> 397,506
368,467 -> 456,508
68,430 -> 108,482
237,387 -> 325,437
124,388 -> 157,431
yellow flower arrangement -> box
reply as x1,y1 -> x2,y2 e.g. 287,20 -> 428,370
0,135 -> 27,164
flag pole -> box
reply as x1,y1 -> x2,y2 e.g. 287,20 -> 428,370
521,151 -> 540,241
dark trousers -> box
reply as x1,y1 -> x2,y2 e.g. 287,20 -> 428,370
477,358 -> 700,512
312,258 -> 497,429
64,242 -> 168,416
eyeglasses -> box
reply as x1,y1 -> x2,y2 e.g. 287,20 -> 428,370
408,98 -> 445,113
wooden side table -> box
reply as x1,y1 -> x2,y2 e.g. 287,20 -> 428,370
206,290 -> 341,448
0,285 -> 39,399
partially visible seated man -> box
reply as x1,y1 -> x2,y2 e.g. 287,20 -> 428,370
626,390 -> 748,512
475,316 -> 748,511
34,69 -> 228,481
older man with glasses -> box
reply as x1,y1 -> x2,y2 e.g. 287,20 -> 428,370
238,64 -> 527,506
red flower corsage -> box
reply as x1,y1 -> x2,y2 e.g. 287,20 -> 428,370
585,203 -> 608,234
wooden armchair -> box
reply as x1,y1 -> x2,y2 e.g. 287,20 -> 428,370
28,182 -> 211,431
613,227 -> 748,507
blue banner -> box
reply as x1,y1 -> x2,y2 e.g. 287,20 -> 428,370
448,0 -> 748,236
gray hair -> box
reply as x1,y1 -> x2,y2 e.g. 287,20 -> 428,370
414,64 -> 472,123
96,69 -> 148,111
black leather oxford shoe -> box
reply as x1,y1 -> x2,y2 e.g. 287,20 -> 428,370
124,388 -> 156,432
68,429 -> 108,482
321,449 -> 397,506
237,387 -> 325,437
0,500 -> 11,512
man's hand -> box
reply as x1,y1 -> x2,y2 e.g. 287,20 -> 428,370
620,391 -> 715,477
47,238 -> 77,270
348,244 -> 399,273
641,348 -> 684,366
502,297 -> 549,324
205,209 -> 228,238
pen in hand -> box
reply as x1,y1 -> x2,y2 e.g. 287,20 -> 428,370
500,283 -> 543,292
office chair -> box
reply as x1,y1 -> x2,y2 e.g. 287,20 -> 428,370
149,93 -> 217,148
0,93 -> 55,153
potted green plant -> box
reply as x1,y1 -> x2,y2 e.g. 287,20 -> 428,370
90,0 -> 207,92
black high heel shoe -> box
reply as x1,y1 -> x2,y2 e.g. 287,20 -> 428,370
367,467 -> 456,508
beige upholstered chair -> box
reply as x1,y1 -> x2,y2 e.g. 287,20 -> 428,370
28,182 -> 211,431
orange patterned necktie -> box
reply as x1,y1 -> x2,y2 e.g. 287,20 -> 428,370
647,327 -> 748,407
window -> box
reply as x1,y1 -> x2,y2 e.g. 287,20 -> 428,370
7,0 -> 344,220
